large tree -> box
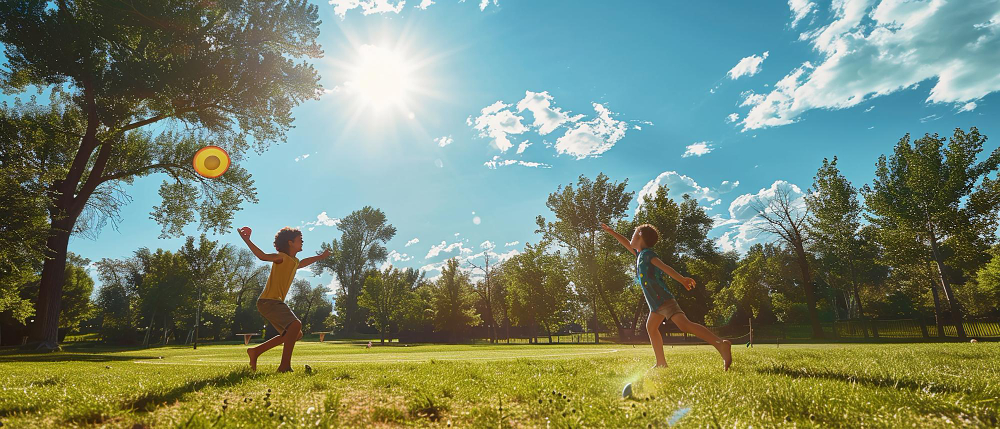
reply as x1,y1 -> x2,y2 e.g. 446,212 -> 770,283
359,267 -> 420,343
468,242 -> 508,343
504,242 -> 569,343
431,259 -> 479,343
179,235 -> 232,348
536,173 -> 633,342
750,183 -> 824,338
863,128 -> 1000,338
1,0 -> 324,349
314,206 -> 396,335
805,157 -> 880,335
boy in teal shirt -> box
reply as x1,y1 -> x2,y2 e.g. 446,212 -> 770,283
602,222 -> 732,370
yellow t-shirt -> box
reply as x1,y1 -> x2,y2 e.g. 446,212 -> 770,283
259,252 -> 299,301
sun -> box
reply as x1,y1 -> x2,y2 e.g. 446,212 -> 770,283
346,44 -> 416,111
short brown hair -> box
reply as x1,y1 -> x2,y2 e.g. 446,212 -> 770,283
273,227 -> 302,254
636,224 -> 659,247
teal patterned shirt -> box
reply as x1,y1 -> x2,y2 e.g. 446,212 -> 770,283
635,248 -> 675,311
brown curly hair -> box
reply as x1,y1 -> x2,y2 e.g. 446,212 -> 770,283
636,223 -> 660,247
273,227 -> 302,254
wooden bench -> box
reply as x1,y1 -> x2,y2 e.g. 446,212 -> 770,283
235,333 -> 259,345
314,331 -> 335,342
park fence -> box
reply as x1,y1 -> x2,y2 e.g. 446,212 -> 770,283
833,318 -> 1000,339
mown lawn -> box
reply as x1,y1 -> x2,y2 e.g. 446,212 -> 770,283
0,341 -> 997,427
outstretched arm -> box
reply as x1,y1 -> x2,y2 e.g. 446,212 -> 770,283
237,227 -> 283,263
297,249 -> 331,269
651,257 -> 696,291
600,222 -> 637,255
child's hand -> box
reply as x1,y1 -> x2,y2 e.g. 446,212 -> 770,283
681,277 -> 696,291
318,249 -> 331,259
238,227 -> 252,239
599,222 -> 614,234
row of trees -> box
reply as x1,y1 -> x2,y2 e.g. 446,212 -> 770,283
3,128 -> 999,345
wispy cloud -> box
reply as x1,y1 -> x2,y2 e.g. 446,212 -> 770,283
740,0 -> 1000,130
302,212 -> 340,231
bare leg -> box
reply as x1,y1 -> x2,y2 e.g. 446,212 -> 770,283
249,333 -> 286,371
277,320 -> 302,373
670,313 -> 732,371
646,311 -> 668,368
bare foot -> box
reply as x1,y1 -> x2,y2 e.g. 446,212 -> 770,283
247,348 -> 259,371
276,366 -> 293,373
650,363 -> 668,370
716,340 -> 732,371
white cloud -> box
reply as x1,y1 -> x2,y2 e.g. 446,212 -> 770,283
742,0 -> 1000,130
864,105 -> 875,112
504,241 -> 519,247
554,103 -> 628,159
516,141 -> 532,154
479,0 -> 498,11
727,51 -> 770,80
480,240 -> 495,250
637,171 -> 740,212
788,0 -> 816,28
739,90 -> 766,107
473,216 -> 482,225
725,113 -> 740,123
469,101 -> 528,153
435,135 -> 454,147
302,211 -> 340,231
425,240 -> 472,259
329,0 -> 405,19
714,180 -> 805,253
958,101 -> 978,112
416,0 -> 433,9
515,91 -> 583,135
294,153 -> 311,162
682,141 -> 715,158
405,238 -> 420,247
472,93 -> 633,161
920,114 -> 941,123
483,156 -> 551,169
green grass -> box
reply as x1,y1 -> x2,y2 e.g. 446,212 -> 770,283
0,341 -> 997,427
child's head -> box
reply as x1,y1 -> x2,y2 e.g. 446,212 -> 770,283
630,223 -> 659,249
274,227 -> 303,254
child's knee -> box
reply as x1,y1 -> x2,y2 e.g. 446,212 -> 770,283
296,330 -> 303,341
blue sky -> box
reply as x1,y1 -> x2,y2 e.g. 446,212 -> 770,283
21,0 -> 999,294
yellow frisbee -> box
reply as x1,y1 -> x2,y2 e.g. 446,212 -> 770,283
193,146 -> 230,178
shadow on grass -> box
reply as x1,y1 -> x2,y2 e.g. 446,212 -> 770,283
0,353 -> 160,363
756,364 -> 969,395
125,368 -> 255,413
0,404 -> 41,419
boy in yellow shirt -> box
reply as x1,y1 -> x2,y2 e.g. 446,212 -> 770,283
238,226 -> 330,372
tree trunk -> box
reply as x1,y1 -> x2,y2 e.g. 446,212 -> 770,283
193,286 -> 202,349
930,282 -> 946,338
849,281 -> 870,338
29,219 -> 73,351
591,296 -> 600,344
928,236 -> 967,338
793,243 -> 824,338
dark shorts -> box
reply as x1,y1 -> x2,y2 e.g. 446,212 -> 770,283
653,299 -> 685,321
257,299 -> 300,335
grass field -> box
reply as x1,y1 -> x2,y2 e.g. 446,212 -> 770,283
1,341 -> 998,428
